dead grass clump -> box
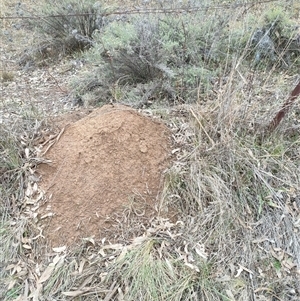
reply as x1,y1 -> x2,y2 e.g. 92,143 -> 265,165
104,233 -> 213,300
20,0 -> 105,64
162,67 -> 300,299
0,110 -> 47,300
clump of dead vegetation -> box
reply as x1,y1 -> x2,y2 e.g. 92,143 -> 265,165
18,0 -> 106,66
162,72 -> 300,300
0,112 -> 46,300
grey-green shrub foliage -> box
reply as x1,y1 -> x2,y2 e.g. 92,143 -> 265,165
79,3 -> 300,106
249,7 -> 300,67
83,11 -> 234,104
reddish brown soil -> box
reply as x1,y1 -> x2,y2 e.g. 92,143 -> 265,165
38,104 -> 171,247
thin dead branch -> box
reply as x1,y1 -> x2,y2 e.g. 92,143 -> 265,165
268,80 -> 300,132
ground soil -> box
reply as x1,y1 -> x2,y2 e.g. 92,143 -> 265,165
37,104 -> 171,247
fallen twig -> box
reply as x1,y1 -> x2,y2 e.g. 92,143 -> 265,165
268,79 -> 300,132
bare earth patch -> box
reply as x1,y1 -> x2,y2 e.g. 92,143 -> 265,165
37,104 -> 171,247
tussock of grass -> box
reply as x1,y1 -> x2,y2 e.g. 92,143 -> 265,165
0,132 -> 24,299
19,0 -> 107,65
161,66 -> 300,299
0,108 -> 47,300
105,238 -> 212,301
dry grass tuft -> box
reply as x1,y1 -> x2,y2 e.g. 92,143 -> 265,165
162,65 -> 300,299
0,104 -> 47,300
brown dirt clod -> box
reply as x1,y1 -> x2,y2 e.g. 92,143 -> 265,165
38,104 -> 171,247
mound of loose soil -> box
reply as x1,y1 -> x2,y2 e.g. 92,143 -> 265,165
38,104 -> 171,247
